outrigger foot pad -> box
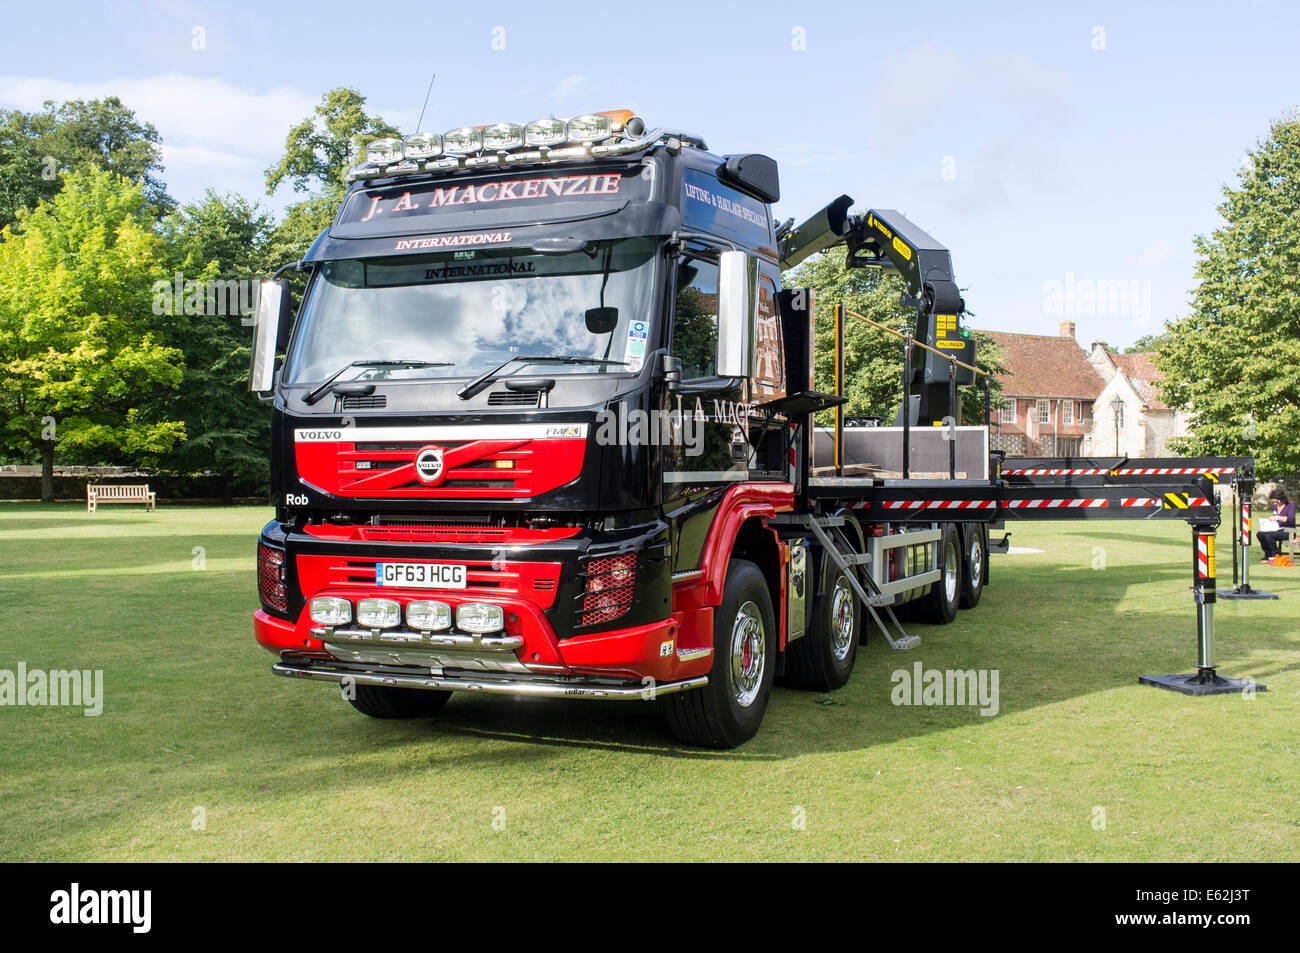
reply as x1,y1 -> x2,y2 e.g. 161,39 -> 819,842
1216,587 -> 1278,600
1139,669 -> 1266,696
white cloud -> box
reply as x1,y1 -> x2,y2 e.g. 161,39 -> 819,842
0,73 -> 314,152
551,74 -> 591,102
0,73 -> 417,208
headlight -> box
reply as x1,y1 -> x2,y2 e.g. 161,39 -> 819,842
356,598 -> 401,629
365,138 -> 404,164
406,600 -> 452,631
443,127 -> 483,154
402,132 -> 442,159
310,596 -> 351,626
456,602 -> 504,634
524,118 -> 567,146
567,114 -> 613,142
482,122 -> 524,151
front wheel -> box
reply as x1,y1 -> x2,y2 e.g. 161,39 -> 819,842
666,559 -> 775,748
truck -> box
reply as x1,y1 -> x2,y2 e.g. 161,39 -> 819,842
249,109 -> 1256,747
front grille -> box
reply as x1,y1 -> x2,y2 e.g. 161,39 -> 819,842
342,394 -> 386,409
257,542 -> 288,614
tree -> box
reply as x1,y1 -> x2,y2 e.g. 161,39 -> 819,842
158,191 -> 274,499
0,97 -> 169,230
1158,112 -> 1300,478
0,169 -> 184,501
783,247 -> 1004,426
263,88 -> 399,287
264,87 -> 399,197
1124,332 -> 1167,354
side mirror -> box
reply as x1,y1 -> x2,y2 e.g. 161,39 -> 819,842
717,250 -> 758,378
249,279 -> 292,392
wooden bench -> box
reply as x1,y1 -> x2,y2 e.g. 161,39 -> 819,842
87,483 -> 156,513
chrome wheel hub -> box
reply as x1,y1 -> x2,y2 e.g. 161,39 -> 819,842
943,542 -> 959,603
830,577 -> 855,661
729,600 -> 766,708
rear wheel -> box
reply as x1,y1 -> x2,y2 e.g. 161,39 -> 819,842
915,523 -> 960,624
786,561 -> 860,691
666,559 -> 775,748
346,683 -> 452,719
959,524 -> 987,609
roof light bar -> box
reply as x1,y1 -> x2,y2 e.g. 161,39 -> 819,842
346,110 -> 708,182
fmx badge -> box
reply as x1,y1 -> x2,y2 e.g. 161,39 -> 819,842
414,446 -> 445,485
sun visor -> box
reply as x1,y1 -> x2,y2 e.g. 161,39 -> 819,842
304,201 -> 681,264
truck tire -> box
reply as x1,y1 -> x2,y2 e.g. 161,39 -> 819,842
914,523 -> 960,624
959,524 -> 987,609
665,559 -> 775,748
346,683 -> 452,719
785,561 -> 860,691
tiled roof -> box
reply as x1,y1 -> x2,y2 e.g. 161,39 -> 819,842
1110,352 -> 1169,411
985,331 -> 1103,400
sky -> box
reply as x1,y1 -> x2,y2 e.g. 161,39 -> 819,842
2,0 -> 1297,350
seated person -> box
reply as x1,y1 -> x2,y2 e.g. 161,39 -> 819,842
1257,488 -> 1295,561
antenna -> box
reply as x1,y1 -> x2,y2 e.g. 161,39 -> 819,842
415,73 -> 437,133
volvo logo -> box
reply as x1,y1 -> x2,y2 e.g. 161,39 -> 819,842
414,446 -> 445,485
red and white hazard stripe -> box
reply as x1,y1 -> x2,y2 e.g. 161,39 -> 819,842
1004,498 -> 1109,509
1002,467 -> 1109,476
1113,466 -> 1235,475
879,499 -> 998,510
1241,502 -> 1251,546
1196,535 -> 1211,578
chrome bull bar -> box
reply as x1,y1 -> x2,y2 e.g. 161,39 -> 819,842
273,656 -> 708,701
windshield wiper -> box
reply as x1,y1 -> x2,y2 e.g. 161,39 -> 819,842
457,355 -> 628,400
303,359 -> 454,405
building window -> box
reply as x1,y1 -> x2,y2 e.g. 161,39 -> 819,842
1062,401 -> 1074,424
1037,399 -> 1051,424
1000,402 -> 1016,424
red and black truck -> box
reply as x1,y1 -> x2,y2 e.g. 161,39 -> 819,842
250,109 -> 1255,747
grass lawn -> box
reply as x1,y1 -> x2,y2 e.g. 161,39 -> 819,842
0,502 -> 1296,862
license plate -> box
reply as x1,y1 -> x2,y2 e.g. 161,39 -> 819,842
375,562 -> 467,589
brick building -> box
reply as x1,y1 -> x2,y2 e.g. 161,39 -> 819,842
986,322 -> 1102,457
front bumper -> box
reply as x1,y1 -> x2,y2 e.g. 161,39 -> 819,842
272,655 -> 708,700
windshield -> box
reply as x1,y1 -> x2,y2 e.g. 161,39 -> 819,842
283,238 -> 658,385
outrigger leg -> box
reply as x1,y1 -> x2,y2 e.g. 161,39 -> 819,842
1218,485 -> 1277,600
1140,522 -> 1267,695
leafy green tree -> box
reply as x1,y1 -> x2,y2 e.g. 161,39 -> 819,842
265,87 -> 399,197
159,191 -> 274,499
1124,332 -> 1167,354
263,88 -> 399,288
1159,112 -> 1300,477
0,169 -> 184,501
784,247 -> 1004,426
0,97 -> 169,230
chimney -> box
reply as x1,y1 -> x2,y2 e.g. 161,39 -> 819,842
1060,321 -> 1076,340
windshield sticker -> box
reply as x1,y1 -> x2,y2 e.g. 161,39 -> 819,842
393,231 -> 514,252
626,319 -> 649,371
